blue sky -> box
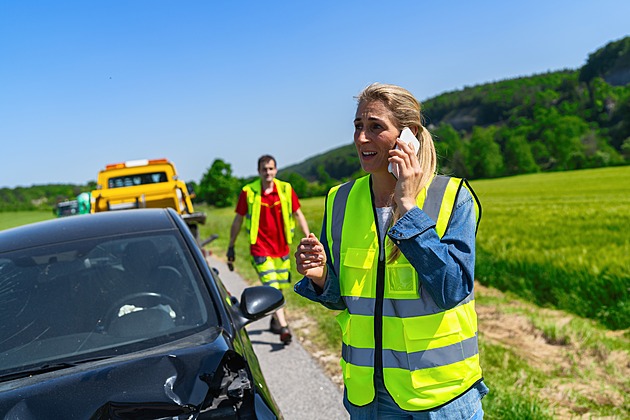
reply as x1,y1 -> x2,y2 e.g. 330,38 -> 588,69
1,1 -> 629,188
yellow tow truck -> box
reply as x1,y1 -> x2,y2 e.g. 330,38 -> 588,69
90,158 -> 207,239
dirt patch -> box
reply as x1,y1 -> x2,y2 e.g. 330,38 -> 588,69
477,304 -> 569,373
475,284 -> 628,418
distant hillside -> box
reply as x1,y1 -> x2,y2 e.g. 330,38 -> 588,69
279,143 -> 359,181
0,184 -> 93,213
281,36 -> 630,183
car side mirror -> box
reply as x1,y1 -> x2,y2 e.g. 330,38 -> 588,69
238,286 -> 284,325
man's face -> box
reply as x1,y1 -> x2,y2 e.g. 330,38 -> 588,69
258,159 -> 277,183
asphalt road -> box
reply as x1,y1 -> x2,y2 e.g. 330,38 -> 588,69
207,255 -> 349,420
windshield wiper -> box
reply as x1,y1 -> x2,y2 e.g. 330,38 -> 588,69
1,356 -> 113,382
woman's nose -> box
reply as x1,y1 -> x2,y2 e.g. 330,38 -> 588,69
354,130 -> 368,143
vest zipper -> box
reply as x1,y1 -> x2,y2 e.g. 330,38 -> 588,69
369,177 -> 385,382
375,252 -> 385,379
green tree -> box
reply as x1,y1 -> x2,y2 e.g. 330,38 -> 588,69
539,113 -> 589,170
282,172 -> 309,198
316,164 -> 337,192
198,159 -> 239,208
503,135 -> 539,175
530,140 -> 553,169
607,94 -> 630,150
187,181 -> 200,203
433,123 -> 469,177
468,126 -> 505,178
621,137 -> 630,160
579,36 -> 630,83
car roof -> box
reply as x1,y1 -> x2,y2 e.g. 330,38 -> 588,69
0,209 -> 180,253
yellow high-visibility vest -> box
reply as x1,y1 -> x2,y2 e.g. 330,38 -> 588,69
243,178 -> 295,245
326,174 -> 482,411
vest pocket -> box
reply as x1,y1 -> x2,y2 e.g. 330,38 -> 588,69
409,364 -> 464,390
401,316 -> 465,389
341,248 -> 376,297
385,263 -> 418,298
402,312 -> 463,342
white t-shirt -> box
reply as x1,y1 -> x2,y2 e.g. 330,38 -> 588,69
375,207 -> 393,261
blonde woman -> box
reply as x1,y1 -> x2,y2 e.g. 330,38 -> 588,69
295,83 -> 488,418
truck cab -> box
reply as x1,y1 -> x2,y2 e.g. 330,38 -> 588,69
91,158 -> 206,233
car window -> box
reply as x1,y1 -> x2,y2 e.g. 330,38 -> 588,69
0,233 -> 217,377
107,171 -> 168,188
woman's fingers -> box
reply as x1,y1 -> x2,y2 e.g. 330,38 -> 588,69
295,234 -> 326,275
389,140 -> 416,179
389,140 -> 411,172
390,138 -> 423,211
294,234 -> 328,284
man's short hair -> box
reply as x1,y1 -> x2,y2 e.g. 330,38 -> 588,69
258,155 -> 276,170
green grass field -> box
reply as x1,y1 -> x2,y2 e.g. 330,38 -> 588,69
472,166 -> 630,330
2,166 -> 628,418
0,210 -> 55,230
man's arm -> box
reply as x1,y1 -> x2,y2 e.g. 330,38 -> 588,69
227,214 -> 244,271
293,208 -> 310,238
229,213 -> 244,248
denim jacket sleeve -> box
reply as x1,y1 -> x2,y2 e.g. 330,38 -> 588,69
387,186 -> 477,309
294,208 -> 347,311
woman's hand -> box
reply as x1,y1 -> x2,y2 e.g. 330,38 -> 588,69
294,233 -> 327,288
389,137 -> 423,212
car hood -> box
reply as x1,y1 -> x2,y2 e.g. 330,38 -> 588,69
0,329 -> 277,419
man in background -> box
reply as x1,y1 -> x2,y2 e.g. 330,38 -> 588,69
227,155 -> 309,345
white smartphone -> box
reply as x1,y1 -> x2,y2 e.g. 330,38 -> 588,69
388,127 -> 420,178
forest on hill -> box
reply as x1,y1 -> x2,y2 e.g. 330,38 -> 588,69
0,183 -> 96,213
279,36 -> 630,192
2,36 -> 629,211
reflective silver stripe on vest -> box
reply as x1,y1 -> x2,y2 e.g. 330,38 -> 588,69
342,334 -> 478,370
385,334 -> 479,370
257,268 -> 290,277
262,279 -> 291,286
342,343 -> 374,367
423,175 -> 450,223
343,291 -> 474,317
331,180 -> 355,277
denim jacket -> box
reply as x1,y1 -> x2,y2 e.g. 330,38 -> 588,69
294,185 -> 477,311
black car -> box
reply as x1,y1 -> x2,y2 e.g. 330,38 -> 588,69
0,208 -> 284,419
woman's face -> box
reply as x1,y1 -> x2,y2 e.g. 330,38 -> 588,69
353,100 -> 399,174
